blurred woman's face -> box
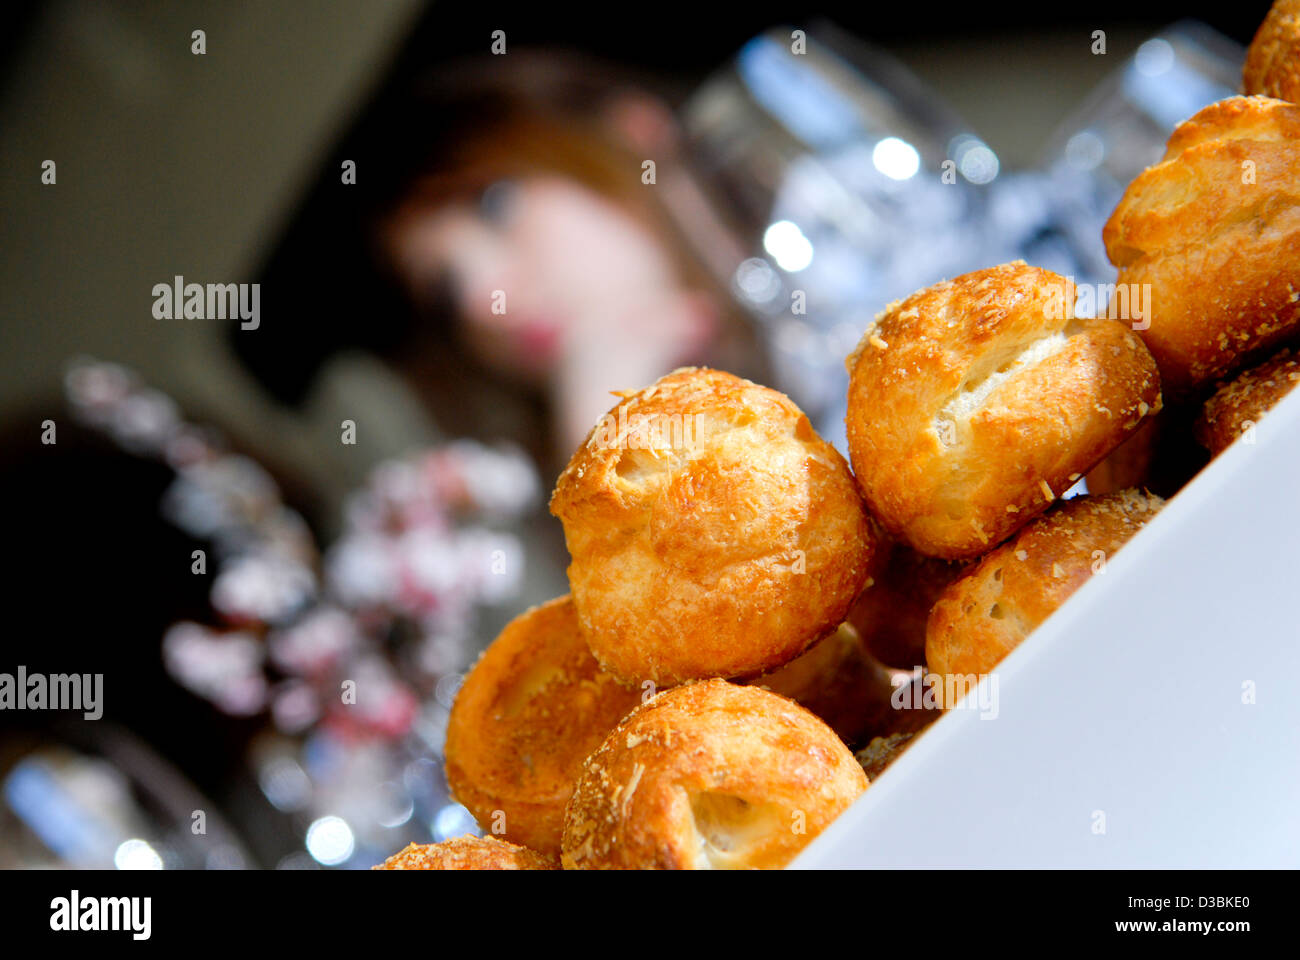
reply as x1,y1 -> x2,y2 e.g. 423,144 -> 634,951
386,175 -> 693,386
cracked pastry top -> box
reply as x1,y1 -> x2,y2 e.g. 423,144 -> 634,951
561,680 -> 867,869
1103,95 -> 1300,393
845,261 -> 1160,560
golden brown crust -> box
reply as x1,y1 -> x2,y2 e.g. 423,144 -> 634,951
925,490 -> 1163,704
373,837 -> 557,870
1103,96 -> 1300,393
1195,347 -> 1300,456
845,261 -> 1161,560
848,543 -> 967,669
444,596 -> 644,856
560,680 -> 868,869
550,367 -> 880,686
1244,1 -> 1300,103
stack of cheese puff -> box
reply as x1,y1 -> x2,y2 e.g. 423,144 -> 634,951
376,4 -> 1300,870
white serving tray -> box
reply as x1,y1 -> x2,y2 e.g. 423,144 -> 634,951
794,384 -> 1300,868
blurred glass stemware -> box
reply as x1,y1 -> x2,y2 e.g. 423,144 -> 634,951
684,22 -> 1019,450
1034,21 -> 1244,289
683,20 -> 1244,453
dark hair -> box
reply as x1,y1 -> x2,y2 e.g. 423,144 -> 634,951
237,47 -> 768,475
235,50 -> 688,405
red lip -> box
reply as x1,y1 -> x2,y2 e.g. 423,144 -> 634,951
517,319 -> 561,362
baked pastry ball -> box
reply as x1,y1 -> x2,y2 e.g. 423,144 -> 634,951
1195,348 -> 1300,456
1102,96 -> 1300,394
845,261 -> 1161,560
1244,1 -> 1300,102
748,622 -> 919,747
550,367 -> 879,686
926,490 -> 1163,706
444,596 -> 644,856
848,542 -> 966,669
561,680 -> 868,869
373,837 -> 555,870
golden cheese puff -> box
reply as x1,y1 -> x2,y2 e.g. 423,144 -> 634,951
1195,348 -> 1300,456
561,680 -> 868,869
1244,1 -> 1300,103
926,490 -> 1163,706
847,542 -> 966,669
1103,96 -> 1300,394
846,261 -> 1161,560
855,731 -> 918,782
444,596 -> 644,857
748,622 -> 924,748
550,367 -> 880,686
373,837 -> 556,870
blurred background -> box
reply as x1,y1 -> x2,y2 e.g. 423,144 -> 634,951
0,1 -> 1268,868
